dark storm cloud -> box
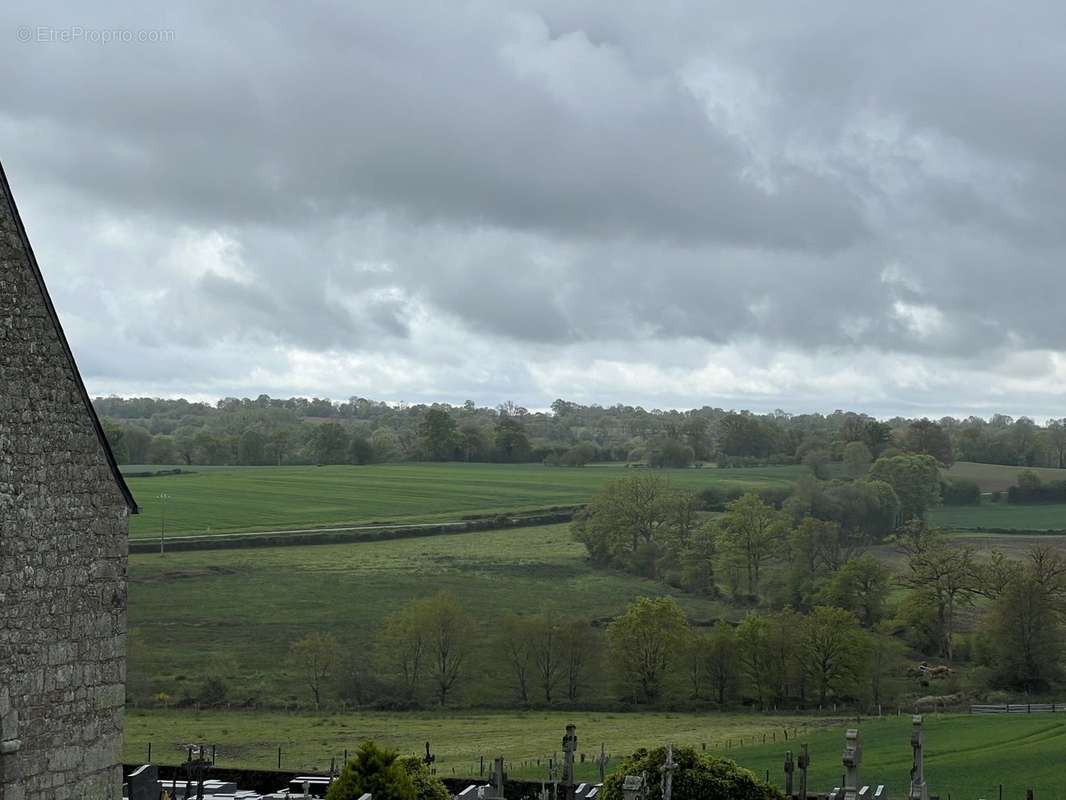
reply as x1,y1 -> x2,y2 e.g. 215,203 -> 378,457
4,0 -> 1066,412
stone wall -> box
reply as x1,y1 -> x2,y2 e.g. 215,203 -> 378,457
0,164 -> 133,799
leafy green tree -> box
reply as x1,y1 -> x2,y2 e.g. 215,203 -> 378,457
500,614 -> 534,703
289,631 -> 340,710
821,555 -> 891,627
705,621 -> 739,706
601,745 -> 782,800
648,437 -> 695,468
147,434 -> 179,464
494,414 -> 531,462
398,756 -> 450,800
327,740 -> 417,800
842,441 -> 872,479
800,607 -> 868,705
417,408 -> 460,461
902,418 -> 954,466
311,422 -> 350,464
981,547 -> 1066,691
371,427 -> 401,462
868,454 -> 941,522
419,591 -> 473,706
348,434 -> 374,465
125,424 -> 153,463
238,429 -> 266,465
899,533 -> 979,663
717,493 -> 787,596
571,474 -> 672,574
380,605 -> 426,702
102,419 -> 129,463
735,614 -> 773,706
607,596 -> 690,703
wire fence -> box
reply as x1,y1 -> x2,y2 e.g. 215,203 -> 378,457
970,703 -> 1066,714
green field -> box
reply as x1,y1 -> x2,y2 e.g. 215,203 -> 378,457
127,523 -> 734,707
944,461 -> 1066,493
930,500 -> 1066,531
123,463 -> 803,539
124,709 -> 839,780
123,711 -> 1066,798
711,712 -> 1066,799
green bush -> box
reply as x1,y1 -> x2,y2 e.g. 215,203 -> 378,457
327,740 -> 417,800
601,746 -> 783,800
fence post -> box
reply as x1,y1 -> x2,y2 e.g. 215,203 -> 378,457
278,746 -> 282,769
147,742 -> 152,763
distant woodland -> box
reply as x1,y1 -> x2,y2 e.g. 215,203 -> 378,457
95,395 -> 1066,473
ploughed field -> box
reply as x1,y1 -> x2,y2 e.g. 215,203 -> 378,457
122,711 -> 1066,798
122,462 -> 803,538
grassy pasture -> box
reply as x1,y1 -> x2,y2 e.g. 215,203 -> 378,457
123,709 -> 841,779
123,463 -> 803,539
122,710 -> 1066,797
943,461 -> 1066,493
710,712 -> 1066,800
127,523 -> 734,707
930,501 -> 1066,531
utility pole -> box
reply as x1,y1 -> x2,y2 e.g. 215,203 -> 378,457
158,493 -> 170,556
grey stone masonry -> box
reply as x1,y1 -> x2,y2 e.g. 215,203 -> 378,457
0,159 -> 137,800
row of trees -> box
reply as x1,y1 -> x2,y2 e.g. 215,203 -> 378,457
96,394 -> 1066,470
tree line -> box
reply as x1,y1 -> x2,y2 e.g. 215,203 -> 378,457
96,394 -> 1066,471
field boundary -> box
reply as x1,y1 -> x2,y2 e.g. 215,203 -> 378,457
971,703 -> 1066,714
127,507 -> 580,554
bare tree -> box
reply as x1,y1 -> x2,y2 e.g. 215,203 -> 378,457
289,631 -> 340,710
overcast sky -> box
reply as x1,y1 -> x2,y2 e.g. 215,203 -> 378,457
4,1 -> 1066,418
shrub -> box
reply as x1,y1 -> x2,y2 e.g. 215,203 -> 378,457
601,746 -> 783,800
941,478 -> 980,505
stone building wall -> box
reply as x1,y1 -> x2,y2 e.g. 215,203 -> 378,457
0,162 -> 136,800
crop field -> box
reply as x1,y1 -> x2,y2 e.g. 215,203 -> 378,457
122,711 -> 1066,797
126,523 -> 734,707
122,463 -> 804,539
930,501 -> 1066,531
123,709 -> 842,779
943,461 -> 1066,493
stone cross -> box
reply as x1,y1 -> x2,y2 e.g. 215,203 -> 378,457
597,743 -> 608,784
660,744 -> 676,800
908,715 -> 928,800
797,744 -> 810,800
784,750 -> 795,797
562,724 -> 578,800
842,729 -> 861,800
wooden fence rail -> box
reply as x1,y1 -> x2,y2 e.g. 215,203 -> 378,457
971,703 -> 1064,714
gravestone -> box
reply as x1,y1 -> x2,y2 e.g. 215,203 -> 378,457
127,764 -> 158,800
842,729 -> 861,800
621,774 -> 647,800
561,725 -> 578,800
797,744 -> 810,800
660,744 -> 676,800
784,750 -> 795,796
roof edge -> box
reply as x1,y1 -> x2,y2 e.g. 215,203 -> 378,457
0,159 -> 139,514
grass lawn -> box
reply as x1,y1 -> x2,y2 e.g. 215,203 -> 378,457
930,501 -> 1066,531
123,708 -> 843,780
123,710 -> 1066,797
127,523 -> 734,707
124,463 -> 804,538
717,712 -> 1066,800
943,462 -> 1066,493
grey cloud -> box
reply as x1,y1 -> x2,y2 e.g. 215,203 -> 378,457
5,0 -> 1066,413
